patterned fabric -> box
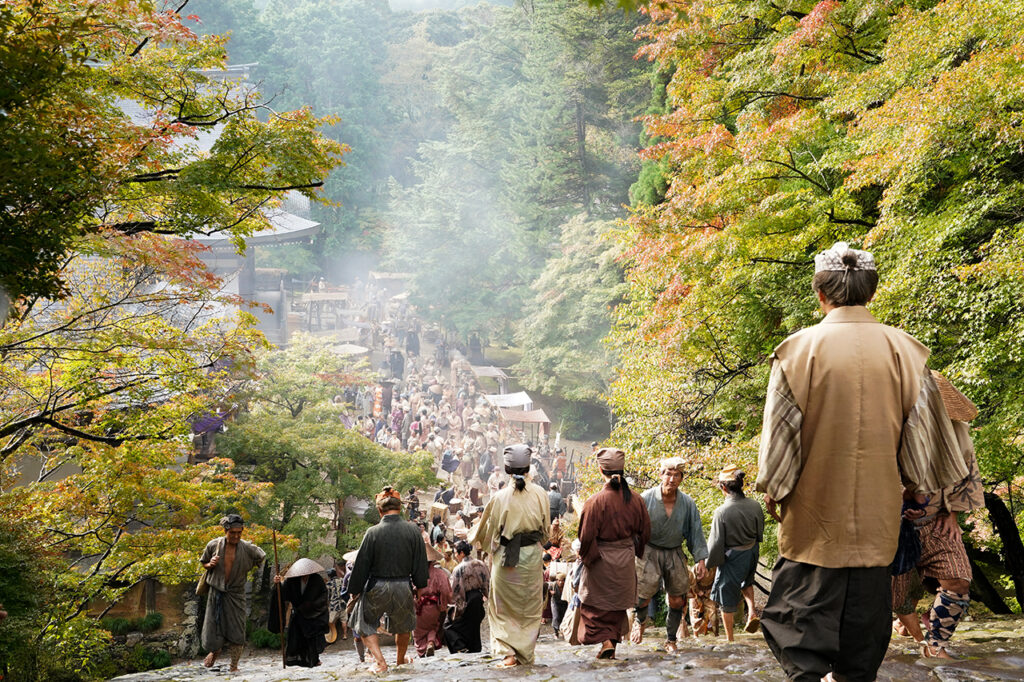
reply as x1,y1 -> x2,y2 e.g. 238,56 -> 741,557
926,421 -> 985,517
757,364 -> 968,502
899,369 -> 968,494
327,577 -> 346,622
450,557 -> 489,618
689,578 -> 719,636
890,518 -> 971,615
814,241 -> 875,272
916,520 -> 972,582
928,588 -> 969,648
755,360 -> 802,501
890,568 -> 924,616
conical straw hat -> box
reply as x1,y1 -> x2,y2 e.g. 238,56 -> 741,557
424,540 -> 443,563
931,371 -> 978,422
284,557 -> 327,578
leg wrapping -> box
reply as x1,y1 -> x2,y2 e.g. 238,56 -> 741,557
927,588 -> 969,647
666,606 -> 683,642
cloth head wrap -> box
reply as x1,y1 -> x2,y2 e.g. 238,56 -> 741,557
595,447 -> 625,471
659,456 -> 686,474
717,464 -> 743,482
220,514 -> 245,529
814,241 -> 876,273
375,486 -> 402,511
503,443 -> 532,469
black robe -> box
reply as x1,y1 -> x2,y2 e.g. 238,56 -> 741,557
269,574 -> 330,667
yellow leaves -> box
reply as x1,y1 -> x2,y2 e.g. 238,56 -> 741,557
846,40 -> 1024,199
771,0 -> 843,72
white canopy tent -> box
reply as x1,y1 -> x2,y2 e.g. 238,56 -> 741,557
484,391 -> 533,411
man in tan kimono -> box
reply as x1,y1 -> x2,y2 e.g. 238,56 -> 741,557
199,514 -> 266,671
469,444 -> 549,667
756,242 -> 967,682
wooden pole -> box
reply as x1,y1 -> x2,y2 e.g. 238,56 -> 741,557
272,530 -> 286,668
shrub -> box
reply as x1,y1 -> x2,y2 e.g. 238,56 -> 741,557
137,612 -> 164,632
124,644 -> 172,672
100,617 -> 134,636
147,649 -> 172,669
249,627 -> 281,649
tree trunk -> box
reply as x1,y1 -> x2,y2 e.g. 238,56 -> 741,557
575,98 -> 590,212
984,491 -> 1024,610
964,549 -> 1012,614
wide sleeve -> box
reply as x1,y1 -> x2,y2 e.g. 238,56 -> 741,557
635,496 -> 651,559
683,496 -> 709,563
540,489 -> 551,540
756,358 -> 804,501
468,495 -> 497,552
940,421 -> 985,513
268,583 -> 285,634
705,511 -> 725,569
899,368 -> 969,494
411,529 -> 430,589
245,541 -> 266,569
577,498 -> 599,566
348,531 -> 374,596
199,539 -> 217,565
438,569 -> 453,606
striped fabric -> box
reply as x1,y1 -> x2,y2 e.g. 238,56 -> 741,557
755,358 -> 803,501
898,369 -> 969,494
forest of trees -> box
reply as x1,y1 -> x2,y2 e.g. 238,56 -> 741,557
1,0 -> 1023,679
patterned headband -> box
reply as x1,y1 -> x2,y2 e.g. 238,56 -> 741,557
375,487 -> 402,504
814,242 -> 876,273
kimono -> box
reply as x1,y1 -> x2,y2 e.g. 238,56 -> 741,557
469,481 -> 549,664
705,495 -> 764,612
757,305 -> 968,567
756,304 -> 970,679
199,538 -> 265,653
414,564 -> 453,655
269,574 -> 330,667
576,483 -> 651,644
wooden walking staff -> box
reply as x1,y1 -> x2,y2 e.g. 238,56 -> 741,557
272,530 -> 286,668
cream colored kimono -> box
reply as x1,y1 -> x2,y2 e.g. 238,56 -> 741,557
469,481 -> 549,664
756,306 -> 967,568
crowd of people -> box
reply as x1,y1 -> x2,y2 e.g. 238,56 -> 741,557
196,242 -> 985,681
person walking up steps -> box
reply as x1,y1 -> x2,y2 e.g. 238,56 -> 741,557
469,444 -> 550,667
756,242 -> 968,682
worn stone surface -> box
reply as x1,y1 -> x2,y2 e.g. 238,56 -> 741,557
110,617 -> 1024,682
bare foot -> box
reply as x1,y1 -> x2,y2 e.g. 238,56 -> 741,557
495,655 -> 519,667
203,652 -> 218,668
369,661 -> 388,674
630,618 -> 646,644
664,640 -> 678,654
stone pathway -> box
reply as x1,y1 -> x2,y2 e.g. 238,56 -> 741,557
112,618 -> 1024,681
